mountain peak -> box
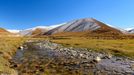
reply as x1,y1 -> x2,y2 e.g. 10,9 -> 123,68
44,18 -> 123,36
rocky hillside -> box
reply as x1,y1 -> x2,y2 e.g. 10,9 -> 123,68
44,18 -> 123,37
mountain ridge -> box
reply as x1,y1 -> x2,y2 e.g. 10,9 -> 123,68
43,18 -> 124,37
18,23 -> 65,36
2,18 -> 134,37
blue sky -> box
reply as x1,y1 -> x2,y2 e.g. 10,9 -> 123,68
0,0 -> 134,30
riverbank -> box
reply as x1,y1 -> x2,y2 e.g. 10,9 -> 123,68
0,37 -> 25,75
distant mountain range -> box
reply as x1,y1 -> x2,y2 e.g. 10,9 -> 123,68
19,26 -> 50,36
0,28 -> 21,37
18,24 -> 65,36
0,18 -> 134,37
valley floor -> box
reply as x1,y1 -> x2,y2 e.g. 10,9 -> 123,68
0,37 -> 134,75
10,40 -> 134,75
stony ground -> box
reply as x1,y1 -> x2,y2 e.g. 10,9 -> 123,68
10,40 -> 134,75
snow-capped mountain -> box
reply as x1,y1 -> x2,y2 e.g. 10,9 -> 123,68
19,23 -> 66,36
19,26 -> 50,36
4,18 -> 133,37
128,29 -> 134,33
125,28 -> 134,34
44,18 -> 123,36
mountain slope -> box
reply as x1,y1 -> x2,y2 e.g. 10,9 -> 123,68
44,18 -> 123,37
0,28 -> 11,35
19,26 -> 51,36
0,28 -> 17,37
106,24 -> 128,34
128,29 -> 134,33
19,23 -> 66,36
0,28 -> 9,32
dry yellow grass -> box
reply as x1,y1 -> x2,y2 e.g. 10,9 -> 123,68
51,37 -> 134,58
0,37 -> 25,74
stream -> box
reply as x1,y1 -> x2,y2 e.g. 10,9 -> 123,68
10,40 -> 134,75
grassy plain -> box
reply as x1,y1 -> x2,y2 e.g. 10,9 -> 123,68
51,37 -> 134,58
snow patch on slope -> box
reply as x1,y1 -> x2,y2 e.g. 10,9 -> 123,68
45,18 -> 102,35
125,28 -> 134,31
107,24 -> 128,33
125,28 -> 134,33
128,29 -> 134,33
7,29 -> 20,33
19,23 -> 66,36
